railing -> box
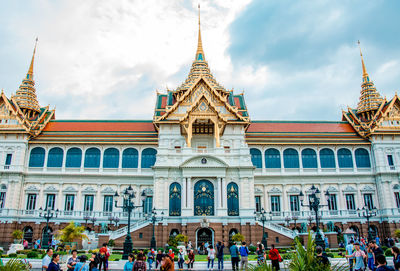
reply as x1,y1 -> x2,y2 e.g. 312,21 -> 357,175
109,219 -> 150,240
262,221 -> 297,239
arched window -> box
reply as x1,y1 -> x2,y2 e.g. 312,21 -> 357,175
194,180 -> 214,216
84,148 -> 101,168
169,182 -> 181,216
47,147 -> 64,168
122,148 -> 138,168
283,148 -> 299,168
141,148 -> 157,168
320,148 -> 335,168
227,182 -> 239,216
103,148 -> 119,168
29,147 -> 45,167
355,148 -> 371,168
66,148 -> 82,168
301,148 -> 317,168
265,148 -> 281,168
338,148 -> 353,168
250,148 -> 262,168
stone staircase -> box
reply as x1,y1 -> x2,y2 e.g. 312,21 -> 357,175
109,219 -> 150,240
258,221 -> 297,239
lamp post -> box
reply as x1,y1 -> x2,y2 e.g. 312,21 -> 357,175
147,208 -> 164,249
114,185 -> 147,260
292,215 -> 299,229
38,207 -> 59,249
300,185 -> 330,250
90,216 -> 97,232
285,216 -> 291,227
358,205 -> 377,242
254,208 -> 272,248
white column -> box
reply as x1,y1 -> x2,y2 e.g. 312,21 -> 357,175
352,148 -> 357,172
337,183 -> 345,211
96,184 -> 101,212
282,184 -> 287,214
182,177 -> 187,208
76,185 -> 83,211
57,185 -> 63,211
217,177 -> 222,208
188,178 -> 192,208
222,177 -> 227,209
263,185 -> 269,211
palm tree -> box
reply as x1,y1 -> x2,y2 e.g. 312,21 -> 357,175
57,221 -> 88,243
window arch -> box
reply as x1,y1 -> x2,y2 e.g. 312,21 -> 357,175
338,148 -> 353,168
265,148 -> 281,168
141,148 -> 157,168
66,148 -> 82,168
250,148 -> 262,168
320,148 -> 335,168
84,148 -> 101,168
283,148 -> 299,168
47,147 -> 64,168
103,148 -> 119,168
227,182 -> 239,216
29,147 -> 45,167
122,148 -> 138,168
169,182 -> 181,216
301,148 -> 317,168
355,148 -> 371,168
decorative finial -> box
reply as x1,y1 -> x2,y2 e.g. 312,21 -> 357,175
195,4 -> 205,61
358,40 -> 368,77
27,37 -> 38,79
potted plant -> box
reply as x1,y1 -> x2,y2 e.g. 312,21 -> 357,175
12,230 -> 24,244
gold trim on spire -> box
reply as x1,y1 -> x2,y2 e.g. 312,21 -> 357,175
195,4 -> 205,61
358,40 -> 368,78
28,37 -> 38,79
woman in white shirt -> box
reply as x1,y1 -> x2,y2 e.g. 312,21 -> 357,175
207,245 -> 216,270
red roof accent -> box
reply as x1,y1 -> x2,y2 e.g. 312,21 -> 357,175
42,121 -> 156,132
161,96 -> 167,109
247,122 -> 357,133
234,97 -> 240,108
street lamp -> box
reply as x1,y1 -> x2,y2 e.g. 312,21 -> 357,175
285,216 -> 291,227
292,215 -> 299,229
90,216 -> 97,232
358,205 -> 377,242
38,207 -> 59,249
300,184 -> 330,250
147,208 -> 164,249
114,185 -> 147,260
254,208 -> 272,248
108,216 -> 121,229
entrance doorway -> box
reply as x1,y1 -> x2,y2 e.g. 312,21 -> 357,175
194,180 -> 214,216
196,228 -> 214,254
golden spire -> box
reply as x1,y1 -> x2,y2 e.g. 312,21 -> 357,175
195,4 -> 205,61
358,40 -> 368,79
27,37 -> 38,80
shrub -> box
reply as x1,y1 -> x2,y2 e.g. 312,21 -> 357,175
395,229 -> 400,239
173,256 -> 178,262
282,253 -> 291,260
27,251 -> 39,258
338,248 -> 345,252
12,230 -> 24,240
249,245 -> 257,253
108,239 -> 115,247
326,253 -> 334,258
231,233 -> 245,243
325,248 -> 330,252
9,253 -> 18,258
385,248 -> 393,257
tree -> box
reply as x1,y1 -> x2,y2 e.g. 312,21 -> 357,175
395,229 -> 400,239
57,222 -> 88,243
231,233 -> 245,243
168,234 -> 188,247
0,258 -> 30,271
11,230 -> 23,241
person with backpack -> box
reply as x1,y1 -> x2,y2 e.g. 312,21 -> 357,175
239,242 -> 249,271
74,255 -> 89,271
216,241 -> 225,270
392,246 -> 400,270
256,244 -> 265,265
230,242 -> 240,271
133,253 -> 147,271
123,254 -> 134,271
99,243 -> 109,271
268,244 -> 281,270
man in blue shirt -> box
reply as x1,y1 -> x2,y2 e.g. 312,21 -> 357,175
229,242 -> 239,271
239,242 -> 249,271
42,248 -> 53,271
74,255 -> 89,271
123,254 -> 134,271
346,240 -> 354,271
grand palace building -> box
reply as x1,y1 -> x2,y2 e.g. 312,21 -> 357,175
1,16 -> 400,249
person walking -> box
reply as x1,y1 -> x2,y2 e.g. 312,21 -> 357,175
147,249 -> 155,270
67,250 -> 79,271
268,244 -> 281,271
207,245 -> 216,270
216,241 -> 225,270
133,253 -> 147,271
345,242 -> 366,271
99,243 -> 109,271
188,250 -> 195,271
367,245 -> 375,271
123,254 -> 134,271
47,254 -> 61,271
346,240 -> 355,271
178,248 -> 185,271
239,242 -> 249,271
156,250 -> 163,269
42,248 -> 53,271
392,246 -> 400,270
230,242 -> 240,271
256,244 -> 265,265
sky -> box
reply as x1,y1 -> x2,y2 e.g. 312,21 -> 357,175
0,0 -> 399,121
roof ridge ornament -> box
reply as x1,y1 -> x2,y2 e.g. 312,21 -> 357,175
195,4 -> 205,62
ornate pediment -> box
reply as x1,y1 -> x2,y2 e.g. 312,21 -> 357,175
64,186 -> 77,192
343,185 -> 356,192
101,186 -> 115,194
287,187 -> 300,193
180,155 -> 228,168
326,186 -> 338,192
44,185 -> 57,192
268,187 -> 282,194
25,185 -> 39,191
361,185 -> 375,192
82,186 -> 96,193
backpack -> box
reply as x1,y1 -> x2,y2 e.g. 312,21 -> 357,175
133,261 -> 146,271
